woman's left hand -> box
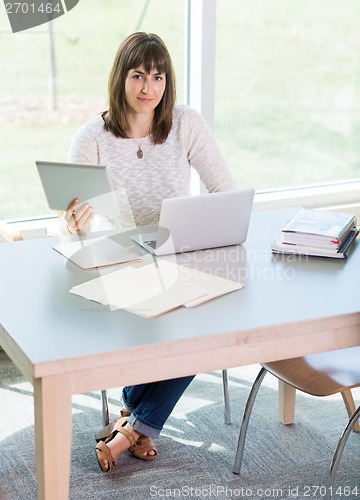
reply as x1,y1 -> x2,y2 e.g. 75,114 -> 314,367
64,198 -> 95,234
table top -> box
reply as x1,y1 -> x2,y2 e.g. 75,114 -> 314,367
1,207 -> 359,378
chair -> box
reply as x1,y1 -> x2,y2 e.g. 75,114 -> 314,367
101,368 -> 232,427
233,346 -> 360,500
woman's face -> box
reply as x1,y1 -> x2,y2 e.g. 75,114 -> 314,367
125,64 -> 166,117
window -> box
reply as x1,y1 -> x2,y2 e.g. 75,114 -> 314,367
215,0 -> 360,192
2,0 -> 359,222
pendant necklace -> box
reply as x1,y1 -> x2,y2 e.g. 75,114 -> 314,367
132,133 -> 148,159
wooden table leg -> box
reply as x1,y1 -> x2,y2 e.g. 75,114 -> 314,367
278,379 -> 296,425
33,375 -> 73,500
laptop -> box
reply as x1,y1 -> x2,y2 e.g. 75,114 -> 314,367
131,189 -> 255,256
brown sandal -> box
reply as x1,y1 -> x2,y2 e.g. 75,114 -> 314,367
95,417 -> 136,473
120,409 -> 158,461
95,441 -> 117,472
128,435 -> 158,461
95,419 -> 120,443
95,408 -> 131,442
95,410 -> 158,462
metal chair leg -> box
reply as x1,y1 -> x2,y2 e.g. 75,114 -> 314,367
222,369 -> 231,425
233,367 -> 267,474
101,389 -> 110,427
324,405 -> 360,500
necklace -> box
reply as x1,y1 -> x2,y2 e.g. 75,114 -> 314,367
131,134 -> 148,159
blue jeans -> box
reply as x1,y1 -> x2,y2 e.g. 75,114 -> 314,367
122,375 -> 195,438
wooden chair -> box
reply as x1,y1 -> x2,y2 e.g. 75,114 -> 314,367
233,346 -> 360,500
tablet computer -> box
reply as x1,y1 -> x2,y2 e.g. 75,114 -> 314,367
36,160 -> 115,213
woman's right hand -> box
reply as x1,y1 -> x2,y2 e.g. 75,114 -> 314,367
64,198 -> 95,234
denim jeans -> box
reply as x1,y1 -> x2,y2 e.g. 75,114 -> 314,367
122,375 -> 195,438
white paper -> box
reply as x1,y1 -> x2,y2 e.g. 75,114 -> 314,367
70,261 -> 243,317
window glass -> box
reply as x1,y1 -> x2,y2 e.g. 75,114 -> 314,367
215,0 -> 360,191
0,0 -> 184,219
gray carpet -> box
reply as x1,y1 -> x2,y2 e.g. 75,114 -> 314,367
0,348 -> 359,500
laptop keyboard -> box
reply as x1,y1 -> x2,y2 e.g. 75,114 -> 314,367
144,239 -> 157,249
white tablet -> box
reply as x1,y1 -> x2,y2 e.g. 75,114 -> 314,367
36,161 -> 115,212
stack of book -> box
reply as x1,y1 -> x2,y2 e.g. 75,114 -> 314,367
271,208 -> 359,259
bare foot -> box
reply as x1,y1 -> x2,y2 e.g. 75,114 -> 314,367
120,409 -> 156,458
145,446 -> 156,457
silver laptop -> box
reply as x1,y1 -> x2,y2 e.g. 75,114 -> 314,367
131,189 -> 255,256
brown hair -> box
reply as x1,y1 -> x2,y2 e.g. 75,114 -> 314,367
104,32 -> 176,144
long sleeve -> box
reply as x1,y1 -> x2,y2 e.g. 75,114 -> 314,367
181,106 -> 237,193
68,123 -> 99,165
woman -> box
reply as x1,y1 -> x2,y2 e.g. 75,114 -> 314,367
64,32 -> 237,473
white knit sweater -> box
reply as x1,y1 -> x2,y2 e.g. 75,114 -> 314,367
68,104 -> 237,227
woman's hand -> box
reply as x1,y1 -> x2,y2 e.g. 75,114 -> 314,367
64,198 -> 95,234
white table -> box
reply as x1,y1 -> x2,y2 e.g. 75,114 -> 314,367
1,208 -> 359,499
